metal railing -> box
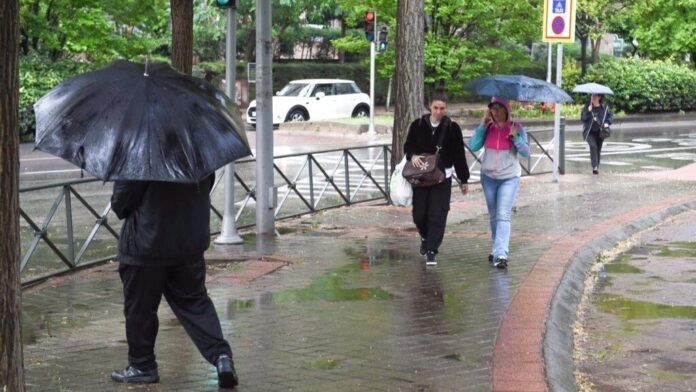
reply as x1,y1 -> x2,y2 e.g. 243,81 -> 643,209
18,128 -> 556,284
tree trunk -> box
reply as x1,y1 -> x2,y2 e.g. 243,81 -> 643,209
170,0 -> 193,75
579,35 -> 588,76
591,38 -> 601,64
0,0 -> 26,390
391,0 -> 424,171
339,17 -> 346,64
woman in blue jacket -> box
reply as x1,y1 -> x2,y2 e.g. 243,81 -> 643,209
469,97 -> 530,268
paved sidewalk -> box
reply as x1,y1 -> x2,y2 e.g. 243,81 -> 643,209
21,166 -> 696,391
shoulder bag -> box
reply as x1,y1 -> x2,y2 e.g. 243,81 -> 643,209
402,120 -> 449,187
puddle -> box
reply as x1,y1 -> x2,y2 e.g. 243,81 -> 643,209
597,295 -> 696,320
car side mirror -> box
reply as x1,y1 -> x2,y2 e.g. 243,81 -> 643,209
315,92 -> 325,100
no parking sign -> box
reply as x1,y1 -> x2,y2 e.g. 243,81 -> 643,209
543,0 -> 576,43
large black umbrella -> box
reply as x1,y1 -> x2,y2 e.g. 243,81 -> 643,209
34,60 -> 251,183
464,75 -> 573,103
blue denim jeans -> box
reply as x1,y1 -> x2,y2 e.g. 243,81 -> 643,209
481,174 -> 520,260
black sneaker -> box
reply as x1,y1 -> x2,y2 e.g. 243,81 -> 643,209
111,366 -> 159,384
425,251 -> 437,266
216,354 -> 239,389
488,254 -> 494,263
420,239 -> 428,256
592,167 -> 599,175
494,257 -> 508,269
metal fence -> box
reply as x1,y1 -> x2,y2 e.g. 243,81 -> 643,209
18,128 -> 556,284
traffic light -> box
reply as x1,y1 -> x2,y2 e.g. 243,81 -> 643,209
215,0 -> 235,8
377,27 -> 388,52
364,11 -> 375,41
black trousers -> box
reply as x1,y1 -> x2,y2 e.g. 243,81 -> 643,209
411,178 -> 452,253
586,131 -> 604,169
118,258 -> 232,370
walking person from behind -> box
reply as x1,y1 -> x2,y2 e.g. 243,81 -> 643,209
581,93 -> 613,174
110,175 -> 239,389
469,97 -> 530,269
404,90 -> 470,266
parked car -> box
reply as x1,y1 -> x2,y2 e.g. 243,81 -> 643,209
246,79 -> 371,126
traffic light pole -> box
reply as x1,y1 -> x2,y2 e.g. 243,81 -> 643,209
367,13 -> 376,135
255,0 -> 275,235
215,6 -> 243,245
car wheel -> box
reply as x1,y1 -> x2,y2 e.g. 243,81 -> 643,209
352,106 -> 369,118
287,109 -> 307,122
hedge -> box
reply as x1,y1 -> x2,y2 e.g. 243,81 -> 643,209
565,58 -> 696,113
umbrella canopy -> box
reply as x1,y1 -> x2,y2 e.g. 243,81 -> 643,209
464,75 -> 573,103
572,82 -> 614,95
34,60 -> 251,183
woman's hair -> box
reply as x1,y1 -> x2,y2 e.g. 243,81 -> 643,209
593,94 -> 604,104
430,89 -> 449,104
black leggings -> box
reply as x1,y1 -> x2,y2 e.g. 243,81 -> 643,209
411,178 -> 452,253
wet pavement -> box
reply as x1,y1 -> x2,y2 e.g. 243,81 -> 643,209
20,162 -> 696,391
575,210 -> 696,392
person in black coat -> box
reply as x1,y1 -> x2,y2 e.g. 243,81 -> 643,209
109,175 -> 238,388
404,90 -> 470,266
581,93 -> 613,174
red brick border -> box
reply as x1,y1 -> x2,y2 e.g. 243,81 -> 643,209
491,195 -> 696,392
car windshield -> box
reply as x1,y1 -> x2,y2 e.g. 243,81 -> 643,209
277,83 -> 308,97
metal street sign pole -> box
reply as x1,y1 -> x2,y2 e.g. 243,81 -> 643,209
255,0 -> 275,235
553,43 -> 563,183
215,6 -> 243,245
367,13 -> 377,135
547,43 -> 553,83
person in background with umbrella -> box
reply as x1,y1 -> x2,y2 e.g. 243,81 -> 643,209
469,97 -> 530,269
581,93 -> 613,174
404,89 -> 470,266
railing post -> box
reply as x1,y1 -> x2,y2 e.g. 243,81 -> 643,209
64,186 -> 75,266
344,150 -> 351,204
559,117 -> 566,175
308,155 -> 315,210
527,132 -> 532,174
383,146 -> 389,195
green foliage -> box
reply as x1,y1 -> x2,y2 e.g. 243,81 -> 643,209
630,0 -> 696,63
569,58 -> 696,113
19,55 -> 102,141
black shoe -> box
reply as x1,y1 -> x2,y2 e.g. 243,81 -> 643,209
494,257 -> 508,269
425,251 -> 437,266
488,254 -> 494,263
216,354 -> 239,389
592,167 -> 599,175
420,239 -> 428,256
111,366 -> 159,384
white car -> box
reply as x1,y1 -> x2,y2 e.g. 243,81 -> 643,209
246,79 -> 371,125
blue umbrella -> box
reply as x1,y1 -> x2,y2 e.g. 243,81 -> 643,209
572,82 -> 614,95
464,75 -> 573,103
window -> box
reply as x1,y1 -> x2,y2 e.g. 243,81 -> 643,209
311,84 -> 334,96
334,83 -> 356,95
277,83 -> 308,97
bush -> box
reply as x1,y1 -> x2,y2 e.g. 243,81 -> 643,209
569,58 -> 696,113
19,55 -> 102,142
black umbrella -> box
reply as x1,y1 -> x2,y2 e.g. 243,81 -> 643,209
34,60 -> 251,183
464,75 -> 573,103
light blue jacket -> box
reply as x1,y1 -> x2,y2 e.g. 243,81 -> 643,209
469,123 -> 530,179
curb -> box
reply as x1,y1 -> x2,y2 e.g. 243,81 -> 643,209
491,195 -> 696,392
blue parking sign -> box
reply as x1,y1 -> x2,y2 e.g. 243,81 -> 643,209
553,0 -> 566,13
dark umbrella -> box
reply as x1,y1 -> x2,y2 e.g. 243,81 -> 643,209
572,82 -> 614,95
34,59 -> 251,183
464,75 -> 573,103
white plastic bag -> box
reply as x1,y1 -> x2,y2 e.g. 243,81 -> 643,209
390,156 -> 413,206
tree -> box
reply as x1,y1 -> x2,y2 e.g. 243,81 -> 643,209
19,0 -> 169,61
630,0 -> 696,66
391,0 -> 424,170
576,0 -> 614,75
171,0 -> 193,74
1,0 -> 25,390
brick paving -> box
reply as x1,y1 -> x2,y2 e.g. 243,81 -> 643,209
20,169 -> 696,391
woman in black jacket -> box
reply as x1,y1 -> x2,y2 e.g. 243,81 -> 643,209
581,93 -> 613,174
404,90 -> 470,266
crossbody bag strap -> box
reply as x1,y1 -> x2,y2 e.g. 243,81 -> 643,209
435,118 -> 450,154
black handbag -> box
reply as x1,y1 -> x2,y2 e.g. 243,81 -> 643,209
402,120 -> 449,187
596,105 -> 611,139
